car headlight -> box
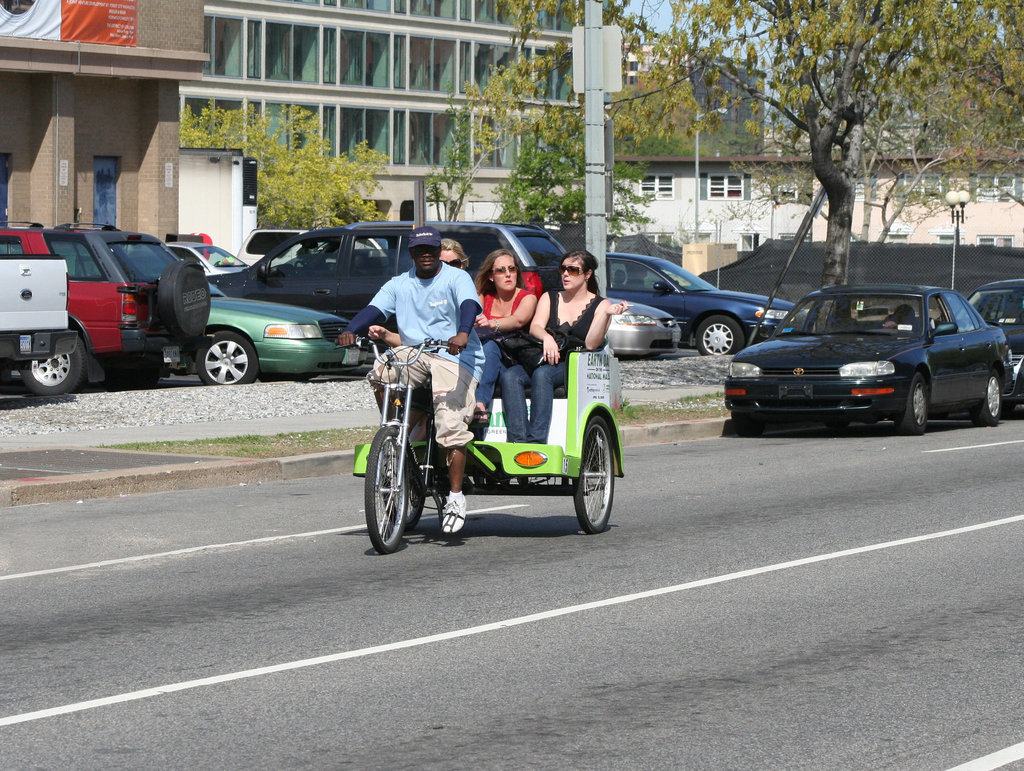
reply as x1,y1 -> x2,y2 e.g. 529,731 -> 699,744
613,313 -> 659,327
729,361 -> 762,377
839,361 -> 895,377
264,323 -> 323,339
764,308 -> 789,321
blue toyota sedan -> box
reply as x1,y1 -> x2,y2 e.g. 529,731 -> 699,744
605,252 -> 794,355
725,284 -> 1009,436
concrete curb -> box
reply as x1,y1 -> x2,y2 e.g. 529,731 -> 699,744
0,418 -> 731,507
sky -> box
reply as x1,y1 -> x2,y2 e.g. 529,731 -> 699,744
626,0 -> 673,33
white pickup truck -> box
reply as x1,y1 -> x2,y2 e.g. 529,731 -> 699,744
0,253 -> 78,376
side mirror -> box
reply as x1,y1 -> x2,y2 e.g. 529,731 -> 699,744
651,281 -> 674,295
255,261 -> 269,281
933,321 -> 958,336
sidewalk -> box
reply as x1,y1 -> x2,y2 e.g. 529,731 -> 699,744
0,386 -> 728,507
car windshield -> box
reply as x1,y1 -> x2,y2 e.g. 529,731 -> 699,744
648,260 -> 717,291
969,287 -> 1024,326
777,294 -> 924,336
107,240 -> 179,282
196,244 -> 244,267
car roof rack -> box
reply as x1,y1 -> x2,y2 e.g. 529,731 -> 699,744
0,220 -> 44,228
53,222 -> 121,231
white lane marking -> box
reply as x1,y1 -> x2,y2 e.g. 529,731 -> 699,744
946,741 -> 1024,770
0,504 -> 528,583
2,512 -> 1023,728
924,439 -> 1024,453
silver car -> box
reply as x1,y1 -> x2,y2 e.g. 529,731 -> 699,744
606,300 -> 681,358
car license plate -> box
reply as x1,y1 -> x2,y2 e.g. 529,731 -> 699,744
780,384 -> 812,398
20,335 -> 31,354
163,345 -> 180,364
339,346 -> 363,365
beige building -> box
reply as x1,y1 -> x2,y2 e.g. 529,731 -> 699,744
185,0 -> 571,222
0,0 -> 207,234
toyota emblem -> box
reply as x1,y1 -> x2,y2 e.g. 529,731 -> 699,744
792,367 -> 805,376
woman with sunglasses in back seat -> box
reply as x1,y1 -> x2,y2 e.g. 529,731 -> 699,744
499,249 -> 629,444
440,238 -> 470,270
471,248 -> 538,424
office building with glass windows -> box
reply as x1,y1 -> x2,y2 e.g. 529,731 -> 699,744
187,0 -> 573,220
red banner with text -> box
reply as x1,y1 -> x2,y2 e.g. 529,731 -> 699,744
60,0 -> 137,46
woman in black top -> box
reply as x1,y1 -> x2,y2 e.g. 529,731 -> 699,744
499,250 -> 629,443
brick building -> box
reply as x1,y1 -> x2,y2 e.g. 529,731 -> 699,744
0,0 -> 206,234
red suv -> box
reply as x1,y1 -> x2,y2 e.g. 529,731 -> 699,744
0,224 -> 211,395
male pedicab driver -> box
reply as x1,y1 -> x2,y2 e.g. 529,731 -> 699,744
337,226 -> 485,535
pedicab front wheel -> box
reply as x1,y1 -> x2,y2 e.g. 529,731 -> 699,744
574,416 -> 614,534
365,425 -> 410,554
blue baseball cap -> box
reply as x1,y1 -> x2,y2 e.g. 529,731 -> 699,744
409,225 -> 442,249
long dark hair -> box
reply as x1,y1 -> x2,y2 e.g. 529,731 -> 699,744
562,249 -> 600,294
474,248 -> 523,296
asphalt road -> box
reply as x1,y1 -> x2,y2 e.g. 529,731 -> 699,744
3,417 -> 1024,769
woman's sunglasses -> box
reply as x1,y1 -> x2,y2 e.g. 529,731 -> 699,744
558,264 -> 583,275
442,258 -> 464,268
492,265 -> 518,275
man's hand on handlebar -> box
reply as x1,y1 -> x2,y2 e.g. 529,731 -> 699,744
447,331 -> 469,356
336,330 -> 358,347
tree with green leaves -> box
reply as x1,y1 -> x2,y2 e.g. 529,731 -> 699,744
424,95 -> 507,221
651,0 -> 1013,284
180,104 -> 388,229
495,106 -> 651,236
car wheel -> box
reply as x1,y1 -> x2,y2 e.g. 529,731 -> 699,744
969,369 -> 1001,427
697,315 -> 744,356
731,413 -> 765,437
157,260 -> 212,338
896,372 -> 929,435
200,331 -> 260,386
18,334 -> 86,396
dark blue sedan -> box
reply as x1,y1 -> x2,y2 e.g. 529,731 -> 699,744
605,252 -> 794,355
968,279 -> 1024,414
725,285 -> 1009,436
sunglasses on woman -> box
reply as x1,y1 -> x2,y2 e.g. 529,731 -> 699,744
558,264 -> 583,275
492,265 -> 518,274
442,258 -> 464,268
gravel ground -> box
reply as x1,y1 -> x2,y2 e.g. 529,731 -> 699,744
0,355 -> 730,437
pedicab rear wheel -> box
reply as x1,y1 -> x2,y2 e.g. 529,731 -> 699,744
365,425 -> 409,554
574,417 -> 614,534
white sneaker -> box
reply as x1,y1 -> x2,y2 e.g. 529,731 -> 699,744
441,495 -> 467,534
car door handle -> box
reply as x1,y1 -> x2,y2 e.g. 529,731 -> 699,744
313,289 -> 332,295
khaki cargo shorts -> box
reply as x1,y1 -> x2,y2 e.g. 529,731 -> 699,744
368,348 -> 477,448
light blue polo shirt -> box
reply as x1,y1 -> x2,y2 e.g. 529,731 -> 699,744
369,263 -> 485,381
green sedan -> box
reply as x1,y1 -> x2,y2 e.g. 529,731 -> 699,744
201,288 -> 362,385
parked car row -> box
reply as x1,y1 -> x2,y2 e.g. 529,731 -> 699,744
0,222 -> 363,394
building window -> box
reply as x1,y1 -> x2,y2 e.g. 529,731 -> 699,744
978,235 -> 1015,247
204,16 -> 243,77
475,0 -> 497,22
247,20 -> 262,78
393,110 -> 406,164
474,42 -> 513,89
411,0 -> 456,18
973,175 -> 1018,202
409,110 -> 451,165
707,174 -> 744,199
409,37 -> 455,92
265,23 -> 318,82
323,106 -> 337,155
340,108 -> 391,156
340,30 -> 390,87
323,28 -> 337,84
393,34 -> 406,88
641,174 -> 673,200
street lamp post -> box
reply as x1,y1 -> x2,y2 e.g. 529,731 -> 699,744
944,189 -> 970,290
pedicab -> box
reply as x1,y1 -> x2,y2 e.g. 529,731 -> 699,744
351,339 -> 625,554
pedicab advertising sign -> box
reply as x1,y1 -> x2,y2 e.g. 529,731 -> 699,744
0,0 -> 137,47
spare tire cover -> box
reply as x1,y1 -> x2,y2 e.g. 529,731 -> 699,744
157,261 -> 211,338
